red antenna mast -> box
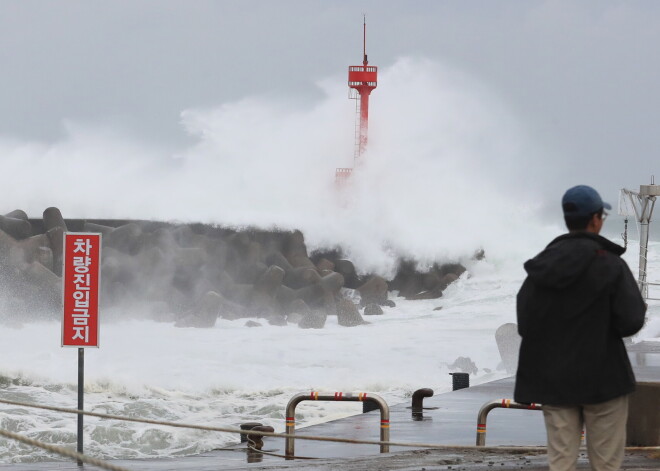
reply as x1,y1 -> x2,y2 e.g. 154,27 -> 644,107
336,16 -> 378,185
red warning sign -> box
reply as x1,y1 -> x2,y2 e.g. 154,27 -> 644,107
62,233 -> 101,347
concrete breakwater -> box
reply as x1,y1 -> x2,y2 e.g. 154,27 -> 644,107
0,208 -> 467,328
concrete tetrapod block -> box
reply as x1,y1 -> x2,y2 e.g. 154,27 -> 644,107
34,247 -> 54,271
43,207 -> 68,232
43,206 -> 66,275
4,209 -> 28,221
283,230 -> 315,268
298,310 -> 327,329
17,234 -> 52,265
104,223 -> 143,254
626,382 -> 660,446
265,251 -> 294,274
284,266 -> 319,289
319,272 -> 344,295
0,215 -> 32,240
46,227 -> 65,276
364,303 -> 384,315
22,261 -> 62,313
175,291 -> 223,328
335,259 -> 359,288
0,228 -> 17,261
254,265 -> 285,296
337,299 -> 366,327
274,285 -> 297,309
83,222 -> 116,236
293,283 -> 326,308
358,275 -> 389,305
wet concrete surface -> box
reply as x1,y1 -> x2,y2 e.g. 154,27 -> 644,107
1,366 -> 658,470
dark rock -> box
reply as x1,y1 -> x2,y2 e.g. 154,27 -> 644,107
440,273 -> 459,290
298,310 -> 327,329
433,306 -> 443,311
245,320 -> 262,328
389,260 -> 421,297
337,299 -> 365,326
363,303 -> 383,316
381,299 -> 396,308
437,263 -> 466,278
422,272 -> 442,290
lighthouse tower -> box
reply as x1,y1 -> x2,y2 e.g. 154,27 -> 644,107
336,18 -> 378,184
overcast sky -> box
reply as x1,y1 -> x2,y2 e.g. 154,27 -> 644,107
1,0 -> 659,213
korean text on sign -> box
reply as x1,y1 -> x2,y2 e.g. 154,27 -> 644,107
62,233 -> 101,347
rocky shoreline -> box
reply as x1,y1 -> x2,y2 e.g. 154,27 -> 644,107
0,208 -> 471,328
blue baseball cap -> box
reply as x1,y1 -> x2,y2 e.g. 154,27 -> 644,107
562,185 -> 612,217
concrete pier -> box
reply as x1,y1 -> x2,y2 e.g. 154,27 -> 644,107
0,364 -> 657,471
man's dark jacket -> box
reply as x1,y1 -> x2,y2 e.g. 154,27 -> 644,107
514,232 -> 646,405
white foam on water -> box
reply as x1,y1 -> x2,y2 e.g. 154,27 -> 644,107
0,244 -> 658,462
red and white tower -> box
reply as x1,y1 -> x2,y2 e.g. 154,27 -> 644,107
336,18 -> 378,184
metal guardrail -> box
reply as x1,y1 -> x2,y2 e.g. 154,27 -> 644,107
285,391 -> 389,458
476,399 -> 543,446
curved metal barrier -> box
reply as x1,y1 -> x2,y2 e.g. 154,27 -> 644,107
476,398 -> 543,446
285,391 -> 389,458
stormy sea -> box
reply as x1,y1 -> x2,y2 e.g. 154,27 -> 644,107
0,59 -> 658,463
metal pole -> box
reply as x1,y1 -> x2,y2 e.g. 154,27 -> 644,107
285,392 -> 389,459
77,348 -> 84,466
476,399 -> 542,446
639,218 -> 650,298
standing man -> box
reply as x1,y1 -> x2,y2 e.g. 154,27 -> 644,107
515,185 -> 646,471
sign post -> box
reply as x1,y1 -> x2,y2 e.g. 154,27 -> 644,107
62,233 -> 101,463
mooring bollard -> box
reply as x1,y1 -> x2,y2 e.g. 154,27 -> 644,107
247,425 -> 274,451
450,372 -> 470,391
239,422 -> 263,443
285,391 -> 389,459
411,388 -> 434,419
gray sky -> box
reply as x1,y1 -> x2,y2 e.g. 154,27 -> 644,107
1,0 -> 659,208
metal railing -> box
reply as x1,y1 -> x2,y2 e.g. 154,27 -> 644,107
476,399 -> 543,446
285,391 -> 389,458
642,281 -> 660,301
